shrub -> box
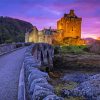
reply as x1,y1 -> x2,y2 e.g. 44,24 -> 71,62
54,46 -> 61,54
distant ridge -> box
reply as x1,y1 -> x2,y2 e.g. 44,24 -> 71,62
83,38 -> 96,41
0,16 -> 33,44
84,38 -> 96,45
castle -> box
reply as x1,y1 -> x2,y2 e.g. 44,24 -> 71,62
25,27 -> 53,44
25,10 -> 85,45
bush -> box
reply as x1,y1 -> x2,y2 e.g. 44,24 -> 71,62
54,46 -> 61,54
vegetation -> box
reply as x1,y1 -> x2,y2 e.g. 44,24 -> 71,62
55,82 -> 78,96
0,16 -> 33,44
60,45 -> 88,54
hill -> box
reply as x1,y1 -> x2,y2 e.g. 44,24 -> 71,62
84,38 -> 96,45
0,16 -> 33,44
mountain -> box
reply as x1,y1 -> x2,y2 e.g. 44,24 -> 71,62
84,38 -> 96,45
0,16 -> 33,44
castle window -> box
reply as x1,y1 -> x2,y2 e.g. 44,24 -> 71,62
61,23 -> 63,26
72,27 -> 73,31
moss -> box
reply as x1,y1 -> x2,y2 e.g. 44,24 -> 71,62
54,81 -> 78,96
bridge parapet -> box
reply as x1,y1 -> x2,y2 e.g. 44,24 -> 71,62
20,43 -> 63,100
31,43 -> 54,69
0,43 -> 31,55
0,44 -> 16,55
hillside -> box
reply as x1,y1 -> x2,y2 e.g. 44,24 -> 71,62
0,16 -> 33,44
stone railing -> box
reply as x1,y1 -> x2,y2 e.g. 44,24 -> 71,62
19,43 -> 64,100
0,44 -> 16,55
0,43 -> 31,55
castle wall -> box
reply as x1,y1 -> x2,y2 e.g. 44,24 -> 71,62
26,27 -> 38,43
45,35 -> 52,44
65,18 -> 82,38
38,31 -> 45,43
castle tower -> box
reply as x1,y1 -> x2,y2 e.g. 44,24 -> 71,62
26,26 -> 38,43
57,10 -> 82,39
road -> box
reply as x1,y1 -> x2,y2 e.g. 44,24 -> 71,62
0,47 -> 27,100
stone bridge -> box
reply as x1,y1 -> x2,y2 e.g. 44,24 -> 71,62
22,43 -> 63,100
0,43 -> 56,100
31,43 -> 54,69
0,43 -> 27,55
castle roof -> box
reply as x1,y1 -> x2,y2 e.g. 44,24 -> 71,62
64,10 -> 79,18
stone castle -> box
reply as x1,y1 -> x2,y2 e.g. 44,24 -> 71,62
25,10 -> 85,45
25,27 -> 53,44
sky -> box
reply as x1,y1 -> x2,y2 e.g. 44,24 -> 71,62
0,0 -> 100,39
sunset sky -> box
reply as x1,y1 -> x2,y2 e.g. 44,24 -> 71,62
0,0 -> 100,39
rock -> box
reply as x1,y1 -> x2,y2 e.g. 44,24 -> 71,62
61,89 -> 71,97
24,61 -> 35,67
97,96 -> 100,100
90,40 -> 100,54
30,82 -> 54,93
25,67 -> 39,78
61,74 -> 100,99
24,56 -> 34,60
25,64 -> 38,70
29,78 -> 48,94
89,74 -> 100,80
24,61 -> 41,68
32,85 -> 54,100
28,70 -> 50,86
43,95 -> 64,100
72,74 -> 100,99
62,72 -> 92,83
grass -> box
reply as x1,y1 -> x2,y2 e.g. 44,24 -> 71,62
54,81 -> 84,100
60,45 -> 88,54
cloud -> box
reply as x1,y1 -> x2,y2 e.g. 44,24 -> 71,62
0,0 -> 100,38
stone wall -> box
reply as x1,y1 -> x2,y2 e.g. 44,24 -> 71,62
24,43 -> 63,100
0,43 -> 31,55
0,44 -> 16,55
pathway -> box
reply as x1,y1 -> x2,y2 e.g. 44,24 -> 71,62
0,47 -> 27,100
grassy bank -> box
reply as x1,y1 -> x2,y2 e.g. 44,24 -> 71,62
54,45 -> 89,54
